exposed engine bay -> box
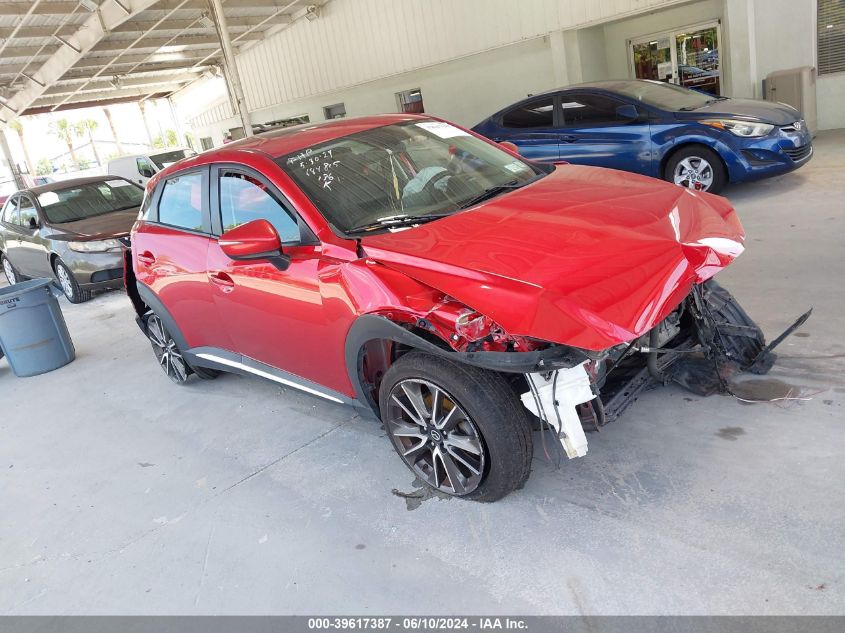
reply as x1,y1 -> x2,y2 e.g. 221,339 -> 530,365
520,279 -> 811,459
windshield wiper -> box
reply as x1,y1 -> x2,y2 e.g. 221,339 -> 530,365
457,175 -> 541,210
345,213 -> 446,235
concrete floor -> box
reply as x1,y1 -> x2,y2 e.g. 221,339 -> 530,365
1,132 -> 843,616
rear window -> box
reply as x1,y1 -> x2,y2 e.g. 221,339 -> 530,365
37,179 -> 144,224
157,172 -> 204,231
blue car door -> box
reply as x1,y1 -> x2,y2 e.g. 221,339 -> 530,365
556,92 -> 655,176
488,94 -> 559,163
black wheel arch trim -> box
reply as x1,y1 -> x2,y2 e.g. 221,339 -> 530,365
135,281 -> 190,351
344,314 -> 589,415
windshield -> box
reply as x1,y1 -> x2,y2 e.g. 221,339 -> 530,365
279,120 -> 542,235
607,80 -> 717,111
149,149 -> 196,170
38,179 -> 144,224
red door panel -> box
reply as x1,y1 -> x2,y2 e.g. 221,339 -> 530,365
133,223 -> 231,350
206,241 -> 354,396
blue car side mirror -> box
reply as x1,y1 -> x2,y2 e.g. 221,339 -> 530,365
616,104 -> 639,121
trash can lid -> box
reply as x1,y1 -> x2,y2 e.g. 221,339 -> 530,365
0,278 -> 55,301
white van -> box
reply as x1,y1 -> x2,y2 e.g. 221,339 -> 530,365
107,148 -> 197,186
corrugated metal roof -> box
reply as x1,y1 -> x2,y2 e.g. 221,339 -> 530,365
0,0 -> 310,117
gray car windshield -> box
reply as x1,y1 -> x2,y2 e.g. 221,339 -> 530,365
38,179 -> 144,224
279,120 -> 543,235
607,80 -> 717,111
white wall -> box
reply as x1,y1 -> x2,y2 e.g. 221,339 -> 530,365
178,0 -> 845,141
188,37 -> 556,142
177,0 -> 692,133
751,0 -> 845,131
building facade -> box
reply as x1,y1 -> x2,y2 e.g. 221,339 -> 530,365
174,0 -> 844,147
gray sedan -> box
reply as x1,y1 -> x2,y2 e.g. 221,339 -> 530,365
0,176 -> 142,303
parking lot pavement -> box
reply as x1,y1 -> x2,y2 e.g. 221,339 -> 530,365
1,131 -> 844,615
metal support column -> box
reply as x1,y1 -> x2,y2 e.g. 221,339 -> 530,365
207,0 -> 253,137
0,128 -> 26,189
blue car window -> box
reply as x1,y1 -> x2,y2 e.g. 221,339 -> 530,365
502,96 -> 555,128
561,94 -> 633,126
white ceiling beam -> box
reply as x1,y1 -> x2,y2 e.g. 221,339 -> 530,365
91,31 -> 262,52
0,0 -> 298,16
0,45 -> 61,59
32,82 -> 189,107
2,0 -> 163,118
110,14 -> 292,33
61,60 -> 213,80
42,72 -> 201,96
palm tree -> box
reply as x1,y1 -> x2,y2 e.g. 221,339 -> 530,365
8,119 -> 34,176
102,106 -> 123,155
75,118 -> 101,166
50,118 -> 78,168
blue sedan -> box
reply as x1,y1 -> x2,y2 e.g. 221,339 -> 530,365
472,80 -> 813,194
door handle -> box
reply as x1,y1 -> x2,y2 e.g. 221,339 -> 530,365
137,251 -> 156,265
209,271 -> 235,292
560,135 -> 578,143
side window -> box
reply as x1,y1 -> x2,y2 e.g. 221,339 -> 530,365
218,170 -> 300,243
18,196 -> 38,228
158,172 -> 205,231
502,97 -> 555,129
561,94 -> 634,126
137,157 -> 155,178
1,197 -> 19,225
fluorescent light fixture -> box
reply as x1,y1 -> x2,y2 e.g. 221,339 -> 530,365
304,5 -> 320,21
198,12 -> 215,28
79,0 -> 99,11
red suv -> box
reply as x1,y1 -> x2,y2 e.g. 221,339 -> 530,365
127,114 -> 776,502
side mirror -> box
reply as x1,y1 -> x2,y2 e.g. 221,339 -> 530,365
616,104 -> 639,121
218,219 -> 290,271
139,167 -> 155,178
28,217 -> 39,230
498,141 -> 520,154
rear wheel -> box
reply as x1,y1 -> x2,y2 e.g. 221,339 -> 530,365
54,259 -> 91,303
145,312 -> 191,384
664,146 -> 726,194
379,352 -> 533,502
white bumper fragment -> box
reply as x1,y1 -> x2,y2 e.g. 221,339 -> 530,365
521,362 -> 595,459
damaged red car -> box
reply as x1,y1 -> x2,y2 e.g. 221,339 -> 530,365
127,114 -> 795,502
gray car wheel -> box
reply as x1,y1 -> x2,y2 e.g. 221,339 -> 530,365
2,254 -> 18,285
53,259 -> 91,303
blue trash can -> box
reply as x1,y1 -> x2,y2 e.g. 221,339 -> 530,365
0,278 -> 75,377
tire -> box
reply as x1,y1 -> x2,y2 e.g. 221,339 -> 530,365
144,311 -> 192,385
54,259 -> 91,303
379,351 -> 533,502
664,145 -> 727,194
1,253 -> 20,285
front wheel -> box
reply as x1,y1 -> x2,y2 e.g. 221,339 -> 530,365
54,259 -> 91,303
379,352 -> 533,502
664,146 -> 727,194
2,253 -> 19,285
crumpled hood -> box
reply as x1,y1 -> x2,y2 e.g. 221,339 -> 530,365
361,165 -> 745,351
47,209 -> 137,241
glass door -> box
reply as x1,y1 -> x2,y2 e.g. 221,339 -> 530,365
631,36 -> 676,83
675,25 -> 721,95
629,22 -> 722,96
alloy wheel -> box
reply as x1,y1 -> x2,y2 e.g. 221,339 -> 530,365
146,314 -> 189,384
385,378 -> 486,496
56,264 -> 74,298
673,156 -> 714,191
2,257 -> 16,285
